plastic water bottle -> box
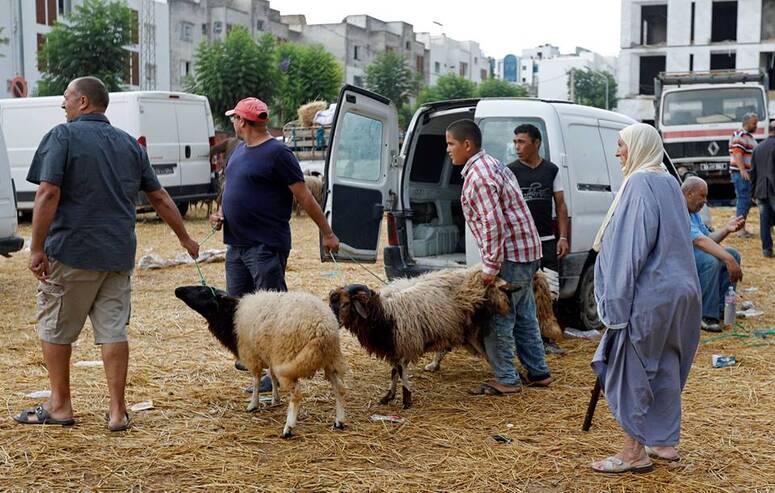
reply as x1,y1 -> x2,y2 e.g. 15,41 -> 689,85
723,286 -> 736,327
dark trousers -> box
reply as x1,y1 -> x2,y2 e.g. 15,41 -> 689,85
540,239 -> 558,272
225,243 -> 289,297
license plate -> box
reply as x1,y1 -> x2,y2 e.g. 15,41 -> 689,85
699,162 -> 727,171
152,164 -> 176,175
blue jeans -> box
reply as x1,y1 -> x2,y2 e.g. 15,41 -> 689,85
225,244 -> 289,297
758,197 -> 775,252
483,260 -> 551,385
693,247 -> 741,320
731,171 -> 752,219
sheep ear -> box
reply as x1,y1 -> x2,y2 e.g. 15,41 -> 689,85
353,299 -> 368,318
496,279 -> 521,294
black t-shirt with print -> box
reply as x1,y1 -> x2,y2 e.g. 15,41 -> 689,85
506,159 -> 559,238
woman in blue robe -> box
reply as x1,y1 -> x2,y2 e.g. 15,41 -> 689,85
590,123 -> 702,473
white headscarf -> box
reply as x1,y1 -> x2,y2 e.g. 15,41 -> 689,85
592,123 -> 666,252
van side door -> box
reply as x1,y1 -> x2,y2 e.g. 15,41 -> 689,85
321,85 -> 399,263
174,98 -> 213,197
138,99 -> 183,192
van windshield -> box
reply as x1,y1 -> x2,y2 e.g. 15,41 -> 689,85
662,87 -> 766,126
479,118 -> 550,165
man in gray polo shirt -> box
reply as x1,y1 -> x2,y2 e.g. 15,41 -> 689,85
14,76 -> 199,431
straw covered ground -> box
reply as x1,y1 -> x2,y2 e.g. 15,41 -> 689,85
0,206 -> 773,492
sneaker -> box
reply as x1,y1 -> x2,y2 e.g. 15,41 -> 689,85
544,340 -> 566,355
701,318 -> 722,333
764,249 -> 773,258
243,374 -> 273,393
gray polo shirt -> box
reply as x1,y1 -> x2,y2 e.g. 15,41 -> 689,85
27,113 -> 161,272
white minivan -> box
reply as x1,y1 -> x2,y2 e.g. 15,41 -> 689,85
320,86 -> 683,330
0,91 -> 217,215
0,121 -> 23,256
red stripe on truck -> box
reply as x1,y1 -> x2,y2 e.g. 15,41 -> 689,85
663,128 -> 766,139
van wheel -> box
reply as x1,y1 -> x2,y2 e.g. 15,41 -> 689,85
576,266 -> 603,331
176,201 -> 189,217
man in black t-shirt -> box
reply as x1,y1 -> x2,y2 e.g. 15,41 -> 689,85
507,124 -> 569,272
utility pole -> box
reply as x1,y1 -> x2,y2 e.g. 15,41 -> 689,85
569,68 -> 575,103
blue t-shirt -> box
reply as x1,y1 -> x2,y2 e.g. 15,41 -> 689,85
689,212 -> 710,241
221,139 -> 304,251
26,113 -> 161,272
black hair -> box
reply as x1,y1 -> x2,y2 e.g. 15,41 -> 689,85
72,76 -> 110,109
446,119 -> 482,148
514,123 -> 541,143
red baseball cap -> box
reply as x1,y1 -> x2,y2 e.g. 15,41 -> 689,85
225,97 -> 269,122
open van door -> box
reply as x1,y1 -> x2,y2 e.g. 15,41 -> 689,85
320,85 -> 399,263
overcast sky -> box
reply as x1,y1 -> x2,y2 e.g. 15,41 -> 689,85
275,0 -> 622,58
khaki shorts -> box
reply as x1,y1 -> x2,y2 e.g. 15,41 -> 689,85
36,259 -> 132,345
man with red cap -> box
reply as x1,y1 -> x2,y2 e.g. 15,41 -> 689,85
210,98 -> 340,386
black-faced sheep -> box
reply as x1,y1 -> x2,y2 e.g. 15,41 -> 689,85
328,267 -> 516,409
175,286 -> 346,438
423,270 -> 562,372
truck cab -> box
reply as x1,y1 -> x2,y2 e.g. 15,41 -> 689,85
656,71 -> 769,185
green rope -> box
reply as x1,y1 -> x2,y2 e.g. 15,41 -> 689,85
330,251 -> 387,285
192,227 -> 218,292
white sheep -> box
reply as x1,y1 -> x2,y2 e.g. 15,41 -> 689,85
328,267 -> 516,408
175,286 -> 346,438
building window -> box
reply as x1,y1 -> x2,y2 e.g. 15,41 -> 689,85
405,41 -> 411,50
131,9 -> 139,44
124,50 -> 140,86
474,57 -> 478,64
459,61 -> 468,77
353,75 -> 364,87
416,55 -> 425,74
36,0 -> 58,26
639,55 -> 666,95
202,23 -> 208,36
710,52 -> 736,69
480,69 -> 488,80
690,2 -> 696,43
434,61 -> 440,73
386,46 -> 394,53
181,61 -> 191,78
640,4 -> 667,45
213,21 -> 223,34
181,22 -> 194,42
257,20 -> 264,31
689,53 -> 694,71
145,63 -> 156,83
37,33 -> 47,71
354,45 -> 361,60
711,1 -> 738,42
762,0 -> 775,40
226,24 -> 234,34
57,0 -> 69,16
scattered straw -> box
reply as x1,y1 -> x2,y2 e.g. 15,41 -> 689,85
0,205 -> 773,491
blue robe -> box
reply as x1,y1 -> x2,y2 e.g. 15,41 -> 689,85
592,171 -> 701,446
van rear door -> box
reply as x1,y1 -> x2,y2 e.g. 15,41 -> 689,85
138,98 -> 182,191
174,96 -> 213,197
321,85 -> 399,263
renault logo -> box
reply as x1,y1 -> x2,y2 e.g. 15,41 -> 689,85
707,141 -> 720,156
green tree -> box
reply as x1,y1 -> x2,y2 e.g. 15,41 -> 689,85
569,68 -> 617,110
275,43 -> 342,124
418,73 -> 477,104
364,51 -> 420,111
0,27 -> 9,57
36,0 -> 132,96
186,29 -> 278,129
477,79 -> 529,98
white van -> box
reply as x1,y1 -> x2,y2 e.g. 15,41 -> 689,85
0,121 -> 23,256
320,86 -> 683,330
0,91 -> 217,215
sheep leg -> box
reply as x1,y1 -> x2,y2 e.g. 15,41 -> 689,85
270,370 -> 281,406
282,379 -> 301,439
398,363 -> 412,409
424,349 -> 450,372
325,367 -> 346,430
246,375 -> 261,412
379,367 -> 399,405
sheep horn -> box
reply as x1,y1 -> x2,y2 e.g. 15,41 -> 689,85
345,284 -> 370,296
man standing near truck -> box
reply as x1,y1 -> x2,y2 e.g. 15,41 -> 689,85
729,113 -> 759,238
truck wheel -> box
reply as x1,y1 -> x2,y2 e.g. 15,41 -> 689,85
176,201 -> 189,217
576,266 -> 603,331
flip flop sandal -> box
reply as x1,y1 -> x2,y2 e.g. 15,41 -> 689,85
519,374 -> 553,387
104,412 -> 132,432
645,446 -> 681,462
14,405 -> 75,426
468,383 -> 503,396
591,456 -> 654,474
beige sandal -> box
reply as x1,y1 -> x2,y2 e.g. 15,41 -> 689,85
591,456 -> 654,474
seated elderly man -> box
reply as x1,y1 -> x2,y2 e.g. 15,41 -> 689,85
682,177 -> 744,332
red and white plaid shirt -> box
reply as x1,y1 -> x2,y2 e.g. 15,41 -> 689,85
461,150 -> 542,275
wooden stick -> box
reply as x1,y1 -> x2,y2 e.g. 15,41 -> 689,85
582,377 -> 602,432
